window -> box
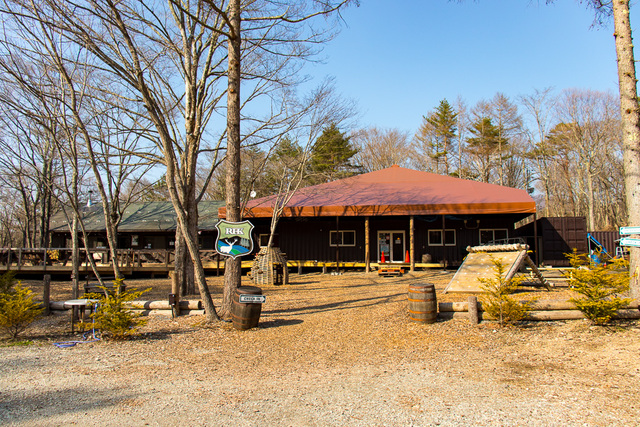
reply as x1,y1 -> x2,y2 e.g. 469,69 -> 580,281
479,229 -> 508,245
259,234 -> 279,247
428,229 -> 456,246
330,230 -> 356,247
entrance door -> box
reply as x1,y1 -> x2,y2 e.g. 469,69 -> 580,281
378,231 -> 405,262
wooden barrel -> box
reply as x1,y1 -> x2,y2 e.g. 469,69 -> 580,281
232,286 -> 263,330
408,283 -> 437,324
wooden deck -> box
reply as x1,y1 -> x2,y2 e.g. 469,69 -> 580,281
0,247 -> 446,277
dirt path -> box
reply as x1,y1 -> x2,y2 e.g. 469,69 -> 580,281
2,271 -> 639,426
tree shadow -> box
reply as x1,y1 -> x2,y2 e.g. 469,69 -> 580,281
277,280 -> 320,286
0,385 -> 138,425
258,318 -> 304,329
263,292 -> 405,316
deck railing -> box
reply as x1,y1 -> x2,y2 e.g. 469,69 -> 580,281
0,247 -> 222,271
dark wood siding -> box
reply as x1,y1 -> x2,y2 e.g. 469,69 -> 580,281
251,214 -> 531,266
588,231 -> 621,257
516,217 -> 588,267
267,218 -> 366,262
540,217 -> 587,266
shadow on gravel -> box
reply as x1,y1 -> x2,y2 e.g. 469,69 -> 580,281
282,280 -> 320,285
0,385 -> 137,425
131,329 -> 189,341
258,318 -> 304,329
274,281 -> 406,292
263,292 -> 405,316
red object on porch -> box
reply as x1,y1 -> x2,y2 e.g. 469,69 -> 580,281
381,252 -> 386,263
405,250 -> 410,263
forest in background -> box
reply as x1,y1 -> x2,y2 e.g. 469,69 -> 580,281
203,88 -> 624,233
0,0 -> 625,250
0,85 -> 624,248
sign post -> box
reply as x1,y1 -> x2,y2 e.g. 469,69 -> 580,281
620,237 -> 640,248
620,226 -> 640,236
620,226 -> 640,247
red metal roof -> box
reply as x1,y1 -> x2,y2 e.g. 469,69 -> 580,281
222,165 -> 536,218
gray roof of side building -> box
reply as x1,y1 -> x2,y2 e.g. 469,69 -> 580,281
50,201 -> 225,233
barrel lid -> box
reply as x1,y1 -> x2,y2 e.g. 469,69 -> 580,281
408,283 -> 435,289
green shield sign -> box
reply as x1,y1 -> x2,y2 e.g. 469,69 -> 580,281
215,220 -> 254,259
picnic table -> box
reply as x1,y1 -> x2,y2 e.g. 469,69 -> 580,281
64,299 -> 99,333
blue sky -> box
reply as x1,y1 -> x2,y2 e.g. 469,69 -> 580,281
305,0 -> 637,134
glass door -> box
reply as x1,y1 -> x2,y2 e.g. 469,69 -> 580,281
378,231 -> 405,262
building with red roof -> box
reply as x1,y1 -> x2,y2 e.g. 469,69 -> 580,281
221,165 -> 537,270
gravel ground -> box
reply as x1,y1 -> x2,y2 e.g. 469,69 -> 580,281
2,270 -> 640,426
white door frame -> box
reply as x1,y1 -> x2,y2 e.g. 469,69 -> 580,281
377,230 -> 406,262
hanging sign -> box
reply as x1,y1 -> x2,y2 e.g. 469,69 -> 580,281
215,220 -> 254,259
620,226 -> 640,235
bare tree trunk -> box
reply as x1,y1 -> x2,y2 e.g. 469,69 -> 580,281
41,175 -> 52,248
612,0 -> 640,298
71,211 -> 79,299
587,170 -> 596,231
184,197 -> 198,296
174,225 -> 196,296
174,228 -> 186,295
221,0 -> 243,319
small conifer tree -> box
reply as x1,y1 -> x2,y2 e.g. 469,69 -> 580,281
479,256 -> 534,326
565,250 -> 631,325
88,280 -> 150,340
0,283 -> 44,339
0,271 -> 16,295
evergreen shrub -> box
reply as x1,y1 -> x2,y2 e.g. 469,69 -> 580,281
565,250 -> 631,325
0,282 -> 44,339
88,279 -> 150,340
0,271 -> 16,295
479,255 -> 534,326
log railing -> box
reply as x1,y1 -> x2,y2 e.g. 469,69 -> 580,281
0,247 -> 219,271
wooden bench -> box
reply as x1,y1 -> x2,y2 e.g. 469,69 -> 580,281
83,276 -> 125,296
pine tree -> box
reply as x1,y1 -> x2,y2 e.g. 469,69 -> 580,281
308,124 -> 359,183
262,137 -> 305,194
416,99 -> 457,175
466,117 -> 508,183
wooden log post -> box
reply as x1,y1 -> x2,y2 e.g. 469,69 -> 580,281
43,274 -> 51,316
170,271 -> 180,317
365,217 -> 370,273
467,295 -> 478,325
410,216 -> 415,272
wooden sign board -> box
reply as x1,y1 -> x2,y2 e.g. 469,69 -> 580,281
620,226 -> 640,235
239,295 -> 266,303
